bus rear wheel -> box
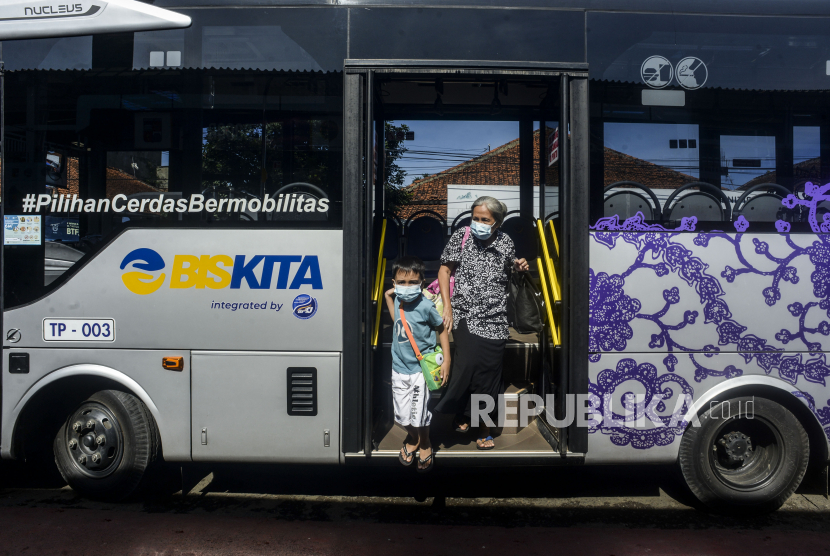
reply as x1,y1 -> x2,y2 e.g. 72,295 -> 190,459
53,390 -> 160,501
679,396 -> 809,513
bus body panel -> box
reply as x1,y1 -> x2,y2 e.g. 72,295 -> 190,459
586,231 -> 830,463
3,229 -> 343,352
191,351 -> 340,463
1,350 -> 191,460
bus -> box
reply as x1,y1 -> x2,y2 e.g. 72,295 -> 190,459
2,0 -> 830,513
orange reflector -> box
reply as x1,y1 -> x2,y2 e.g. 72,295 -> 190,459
162,356 -> 184,371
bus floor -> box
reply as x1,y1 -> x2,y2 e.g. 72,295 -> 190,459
374,411 -> 555,455
375,325 -> 556,456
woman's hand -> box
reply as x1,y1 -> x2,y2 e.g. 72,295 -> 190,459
438,263 -> 454,329
442,304 -> 453,330
440,359 -> 451,387
514,258 -> 529,272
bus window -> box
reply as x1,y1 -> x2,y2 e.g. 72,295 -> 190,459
589,13 -> 830,232
2,69 -> 343,309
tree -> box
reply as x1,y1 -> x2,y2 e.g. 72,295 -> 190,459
384,121 -> 414,213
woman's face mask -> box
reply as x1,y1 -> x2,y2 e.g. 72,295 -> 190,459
470,220 -> 494,240
394,283 -> 422,302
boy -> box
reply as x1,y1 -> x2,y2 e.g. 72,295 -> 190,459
384,256 -> 451,472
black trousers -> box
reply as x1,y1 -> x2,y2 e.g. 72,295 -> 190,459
435,319 -> 506,426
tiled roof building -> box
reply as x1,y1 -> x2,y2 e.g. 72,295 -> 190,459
398,130 -> 695,219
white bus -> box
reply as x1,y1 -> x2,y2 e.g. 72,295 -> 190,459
2,0 -> 830,513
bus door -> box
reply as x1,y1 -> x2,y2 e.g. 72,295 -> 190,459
342,63 -> 590,462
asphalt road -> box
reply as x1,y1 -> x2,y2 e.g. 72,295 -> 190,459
1,460 -> 829,556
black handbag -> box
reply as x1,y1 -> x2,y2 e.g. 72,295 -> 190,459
506,271 -> 545,334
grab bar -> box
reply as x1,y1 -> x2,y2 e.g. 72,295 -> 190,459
373,219 -> 387,301
536,220 -> 561,301
372,257 -> 387,347
536,257 -> 560,346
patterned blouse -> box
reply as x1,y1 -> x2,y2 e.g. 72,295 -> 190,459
440,228 -> 516,340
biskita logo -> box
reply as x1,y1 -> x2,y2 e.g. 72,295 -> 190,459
121,248 -> 166,295
119,249 -> 323,295
292,294 -> 318,320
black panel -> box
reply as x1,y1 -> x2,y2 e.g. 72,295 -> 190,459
568,77 -> 591,454
92,33 -> 134,69
9,353 -> 29,374
350,8 -> 585,63
151,0 -> 830,17
341,71 -> 366,453
287,367 -> 317,415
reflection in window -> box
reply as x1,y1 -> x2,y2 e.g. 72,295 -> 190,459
604,123 -> 699,188
3,69 -> 343,308
720,135 -> 776,190
202,27 -> 323,71
794,126 -> 822,185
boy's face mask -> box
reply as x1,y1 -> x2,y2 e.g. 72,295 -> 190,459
394,284 -> 421,302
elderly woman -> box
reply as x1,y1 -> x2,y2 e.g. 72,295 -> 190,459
434,196 -> 529,450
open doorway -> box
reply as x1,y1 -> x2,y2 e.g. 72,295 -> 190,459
364,73 -> 567,458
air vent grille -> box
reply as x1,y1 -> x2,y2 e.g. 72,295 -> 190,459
287,367 -> 317,416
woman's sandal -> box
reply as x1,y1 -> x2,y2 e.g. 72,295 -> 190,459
452,417 -> 471,433
476,436 -> 495,450
399,438 -> 417,466
417,451 -> 435,473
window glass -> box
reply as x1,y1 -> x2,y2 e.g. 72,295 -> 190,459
350,8 -> 584,63
589,12 -> 830,91
720,135 -> 776,190
3,69 -> 343,308
794,126 -> 822,185
591,81 -> 829,232
133,9 -> 347,72
4,36 -> 92,71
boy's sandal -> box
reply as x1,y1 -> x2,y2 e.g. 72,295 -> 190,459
476,436 -> 495,450
417,452 -> 435,473
399,439 -> 416,466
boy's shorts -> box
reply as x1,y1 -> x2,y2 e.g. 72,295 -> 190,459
392,370 -> 431,427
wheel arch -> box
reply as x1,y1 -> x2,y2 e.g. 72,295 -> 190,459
6,364 -> 162,460
681,376 -> 829,465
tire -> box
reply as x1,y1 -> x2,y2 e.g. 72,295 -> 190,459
679,396 -> 809,513
53,390 -> 160,501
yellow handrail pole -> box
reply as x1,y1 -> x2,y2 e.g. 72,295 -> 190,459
547,220 -> 560,258
372,257 -> 387,347
373,219 -> 388,300
536,220 -> 561,301
537,257 -> 560,346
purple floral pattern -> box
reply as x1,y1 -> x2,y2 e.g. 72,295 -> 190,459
588,358 -> 694,449
590,216 -> 830,450
793,391 -> 830,440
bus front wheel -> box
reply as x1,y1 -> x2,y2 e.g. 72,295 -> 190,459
53,390 -> 160,501
679,396 -> 809,513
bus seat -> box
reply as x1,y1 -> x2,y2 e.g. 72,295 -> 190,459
733,183 -> 790,222
500,213 -> 538,261
452,210 -> 472,232
405,210 -> 447,262
383,217 -> 401,260
604,190 -> 656,220
603,181 -> 662,221
663,182 -> 732,222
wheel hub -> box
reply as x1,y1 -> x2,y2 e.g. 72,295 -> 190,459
718,431 -> 753,463
65,404 -> 122,477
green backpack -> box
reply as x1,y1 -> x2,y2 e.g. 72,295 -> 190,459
399,308 -> 444,391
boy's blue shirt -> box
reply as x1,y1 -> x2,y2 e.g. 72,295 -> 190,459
392,294 -> 443,375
